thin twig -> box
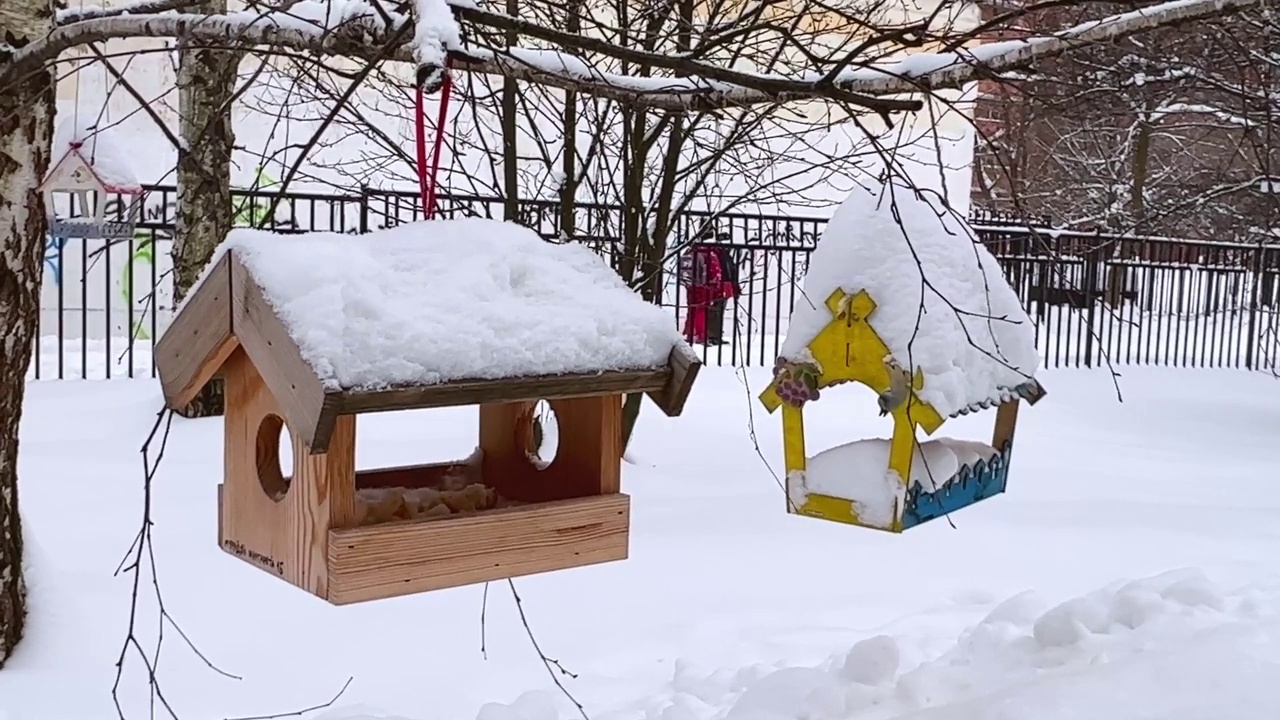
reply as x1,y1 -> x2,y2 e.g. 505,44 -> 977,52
480,581 -> 490,660
259,20 -> 414,224
224,677 -> 355,720
506,580 -> 588,720
112,406 -> 242,720
89,44 -> 182,150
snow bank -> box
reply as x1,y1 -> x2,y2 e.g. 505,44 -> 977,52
50,116 -> 140,192
475,692 -> 561,720
780,180 -> 1038,416
794,437 -> 998,527
654,570 -> 1278,720
202,219 -> 683,390
8,366 -> 1280,719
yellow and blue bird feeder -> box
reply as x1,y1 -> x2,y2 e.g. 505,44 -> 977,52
760,287 -> 1045,533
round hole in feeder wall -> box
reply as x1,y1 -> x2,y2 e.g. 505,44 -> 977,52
255,414 -> 295,502
525,399 -> 560,470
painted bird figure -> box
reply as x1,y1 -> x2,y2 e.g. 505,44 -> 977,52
877,359 -> 913,416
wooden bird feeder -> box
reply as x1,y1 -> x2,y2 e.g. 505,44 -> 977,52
154,247 -> 700,605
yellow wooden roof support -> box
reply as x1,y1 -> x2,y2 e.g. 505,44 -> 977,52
762,288 -> 953,531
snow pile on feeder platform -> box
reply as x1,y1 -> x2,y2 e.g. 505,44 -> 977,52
189,218 -> 684,391
792,437 -> 1001,528
779,180 -> 1039,417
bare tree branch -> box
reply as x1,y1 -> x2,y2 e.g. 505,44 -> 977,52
9,0 -> 1268,113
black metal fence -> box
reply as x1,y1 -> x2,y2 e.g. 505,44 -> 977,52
29,185 -> 1280,380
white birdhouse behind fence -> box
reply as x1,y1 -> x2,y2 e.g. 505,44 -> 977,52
39,126 -> 144,239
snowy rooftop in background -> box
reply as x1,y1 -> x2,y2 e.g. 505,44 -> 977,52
193,218 -> 684,390
47,117 -> 141,193
779,179 -> 1040,417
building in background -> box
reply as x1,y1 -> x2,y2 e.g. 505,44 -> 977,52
968,1 -> 1280,242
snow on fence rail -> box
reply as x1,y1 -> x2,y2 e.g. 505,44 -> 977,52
27,186 -> 1280,380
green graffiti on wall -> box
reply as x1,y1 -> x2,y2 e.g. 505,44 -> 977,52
120,238 -> 156,339
118,166 -> 283,340
232,166 -> 283,228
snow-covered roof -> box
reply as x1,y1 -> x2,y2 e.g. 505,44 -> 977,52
779,179 -> 1040,417
45,119 -> 142,194
198,219 -> 686,391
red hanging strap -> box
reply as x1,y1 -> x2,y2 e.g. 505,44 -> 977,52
414,59 -> 454,221
414,81 -> 430,212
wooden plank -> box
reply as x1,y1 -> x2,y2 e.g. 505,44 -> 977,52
1022,379 -> 1048,406
219,349 -> 351,600
291,413 -> 357,583
992,399 -> 1021,451
334,368 -> 669,415
229,251 -> 333,453
155,254 -> 236,409
552,394 -> 622,496
478,396 -> 622,504
220,350 -> 295,584
478,401 -> 537,502
646,345 -> 701,416
217,483 -> 224,548
326,494 -> 630,605
355,460 -> 479,490
311,393 -> 345,456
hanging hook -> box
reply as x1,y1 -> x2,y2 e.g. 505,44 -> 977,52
415,62 -> 445,94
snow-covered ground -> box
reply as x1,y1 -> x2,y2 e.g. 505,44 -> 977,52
4,361 -> 1280,720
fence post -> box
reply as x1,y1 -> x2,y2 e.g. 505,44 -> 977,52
359,185 -> 370,234
1245,244 -> 1263,371
1081,237 -> 1102,369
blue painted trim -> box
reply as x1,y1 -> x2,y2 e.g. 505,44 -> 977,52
902,441 -> 1014,529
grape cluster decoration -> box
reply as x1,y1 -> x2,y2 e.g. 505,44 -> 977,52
772,357 -> 821,407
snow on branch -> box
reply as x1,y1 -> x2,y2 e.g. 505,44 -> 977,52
831,0 -> 1269,95
12,0 -> 1271,112
412,0 -> 462,73
6,8 -> 920,113
1149,102 -> 1254,128
54,0 -> 207,25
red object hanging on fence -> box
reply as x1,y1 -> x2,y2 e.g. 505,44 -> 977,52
682,244 -> 730,344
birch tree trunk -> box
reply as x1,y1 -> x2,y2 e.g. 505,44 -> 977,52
172,0 -> 238,418
0,0 -> 56,668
